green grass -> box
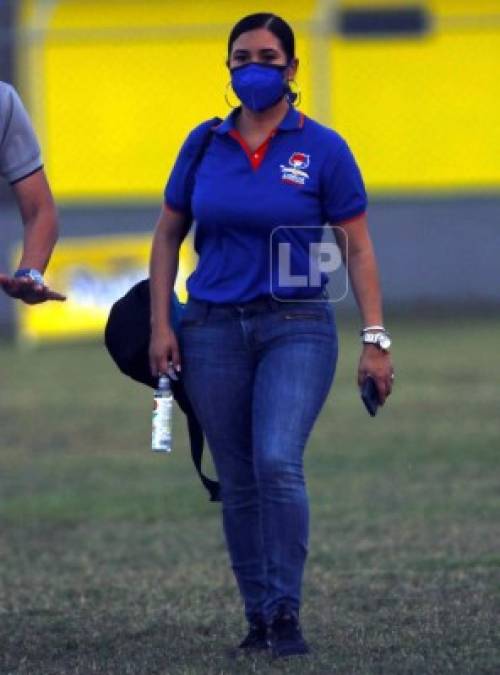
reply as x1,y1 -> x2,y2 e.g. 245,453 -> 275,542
1,315 -> 499,675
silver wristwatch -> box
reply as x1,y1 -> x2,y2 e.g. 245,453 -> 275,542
14,268 -> 44,285
360,327 -> 392,352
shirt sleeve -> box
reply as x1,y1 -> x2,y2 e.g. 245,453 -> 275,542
320,139 -> 368,224
0,84 -> 43,184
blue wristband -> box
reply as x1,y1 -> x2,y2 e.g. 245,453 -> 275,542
14,268 -> 44,284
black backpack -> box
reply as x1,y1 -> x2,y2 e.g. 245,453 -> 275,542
104,118 -> 222,502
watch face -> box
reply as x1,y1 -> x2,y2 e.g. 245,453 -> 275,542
27,271 -> 44,284
362,332 -> 391,350
379,335 -> 391,350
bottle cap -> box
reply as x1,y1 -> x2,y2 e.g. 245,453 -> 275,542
158,373 -> 170,388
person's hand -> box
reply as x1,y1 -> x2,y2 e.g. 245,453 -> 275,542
358,345 -> 394,405
149,324 -> 181,379
0,273 -> 66,304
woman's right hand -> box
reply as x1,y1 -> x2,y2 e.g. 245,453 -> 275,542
149,324 -> 181,378
0,273 -> 66,304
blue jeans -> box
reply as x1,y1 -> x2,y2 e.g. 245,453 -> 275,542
179,294 -> 338,622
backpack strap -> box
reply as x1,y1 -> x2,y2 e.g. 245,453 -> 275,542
104,120 -> 224,503
178,116 -> 222,501
174,383 -> 220,502
192,117 -> 222,168
183,117 -> 222,227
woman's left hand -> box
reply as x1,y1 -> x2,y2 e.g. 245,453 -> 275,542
358,345 -> 394,405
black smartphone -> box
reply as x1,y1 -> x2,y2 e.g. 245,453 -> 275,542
361,376 -> 380,417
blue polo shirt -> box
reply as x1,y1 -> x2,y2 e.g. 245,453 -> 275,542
165,106 -> 367,303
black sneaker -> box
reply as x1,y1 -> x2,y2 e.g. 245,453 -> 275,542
269,606 -> 310,658
238,614 -> 270,650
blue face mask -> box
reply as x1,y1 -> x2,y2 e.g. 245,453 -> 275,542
231,62 -> 289,112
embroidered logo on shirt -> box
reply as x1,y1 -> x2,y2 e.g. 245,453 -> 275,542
281,152 -> 310,185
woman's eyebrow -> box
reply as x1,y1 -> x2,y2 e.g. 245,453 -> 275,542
232,47 -> 280,55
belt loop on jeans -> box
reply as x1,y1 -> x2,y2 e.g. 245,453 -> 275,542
268,295 -> 282,311
203,300 -> 212,321
190,297 -> 211,321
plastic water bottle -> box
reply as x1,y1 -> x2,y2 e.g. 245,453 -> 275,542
152,374 -> 173,453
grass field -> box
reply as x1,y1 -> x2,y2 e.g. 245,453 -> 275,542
1,314 -> 499,675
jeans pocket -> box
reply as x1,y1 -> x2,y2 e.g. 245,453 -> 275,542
180,300 -> 209,327
281,309 -> 328,322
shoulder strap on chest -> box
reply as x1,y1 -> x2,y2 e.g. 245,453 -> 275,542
191,117 -> 222,170
183,117 -> 222,222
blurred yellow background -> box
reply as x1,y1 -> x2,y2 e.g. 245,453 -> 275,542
13,236 -> 195,342
5,0 -> 499,343
19,0 -> 500,200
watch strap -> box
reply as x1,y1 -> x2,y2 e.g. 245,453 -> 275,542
361,330 -> 391,351
361,325 -> 385,334
14,268 -> 44,284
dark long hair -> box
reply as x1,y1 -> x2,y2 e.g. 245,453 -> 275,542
228,13 -> 295,62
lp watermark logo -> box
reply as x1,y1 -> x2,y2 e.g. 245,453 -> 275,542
270,226 -> 348,302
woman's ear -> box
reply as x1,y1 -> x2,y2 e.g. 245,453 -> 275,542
287,58 -> 299,81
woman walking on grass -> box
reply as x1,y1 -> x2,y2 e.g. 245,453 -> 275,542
149,12 -> 394,659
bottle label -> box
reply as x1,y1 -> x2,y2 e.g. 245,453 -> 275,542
152,397 -> 172,452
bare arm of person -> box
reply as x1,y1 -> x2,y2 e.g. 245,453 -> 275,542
148,204 -> 189,377
0,169 -> 65,303
332,213 -> 394,403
